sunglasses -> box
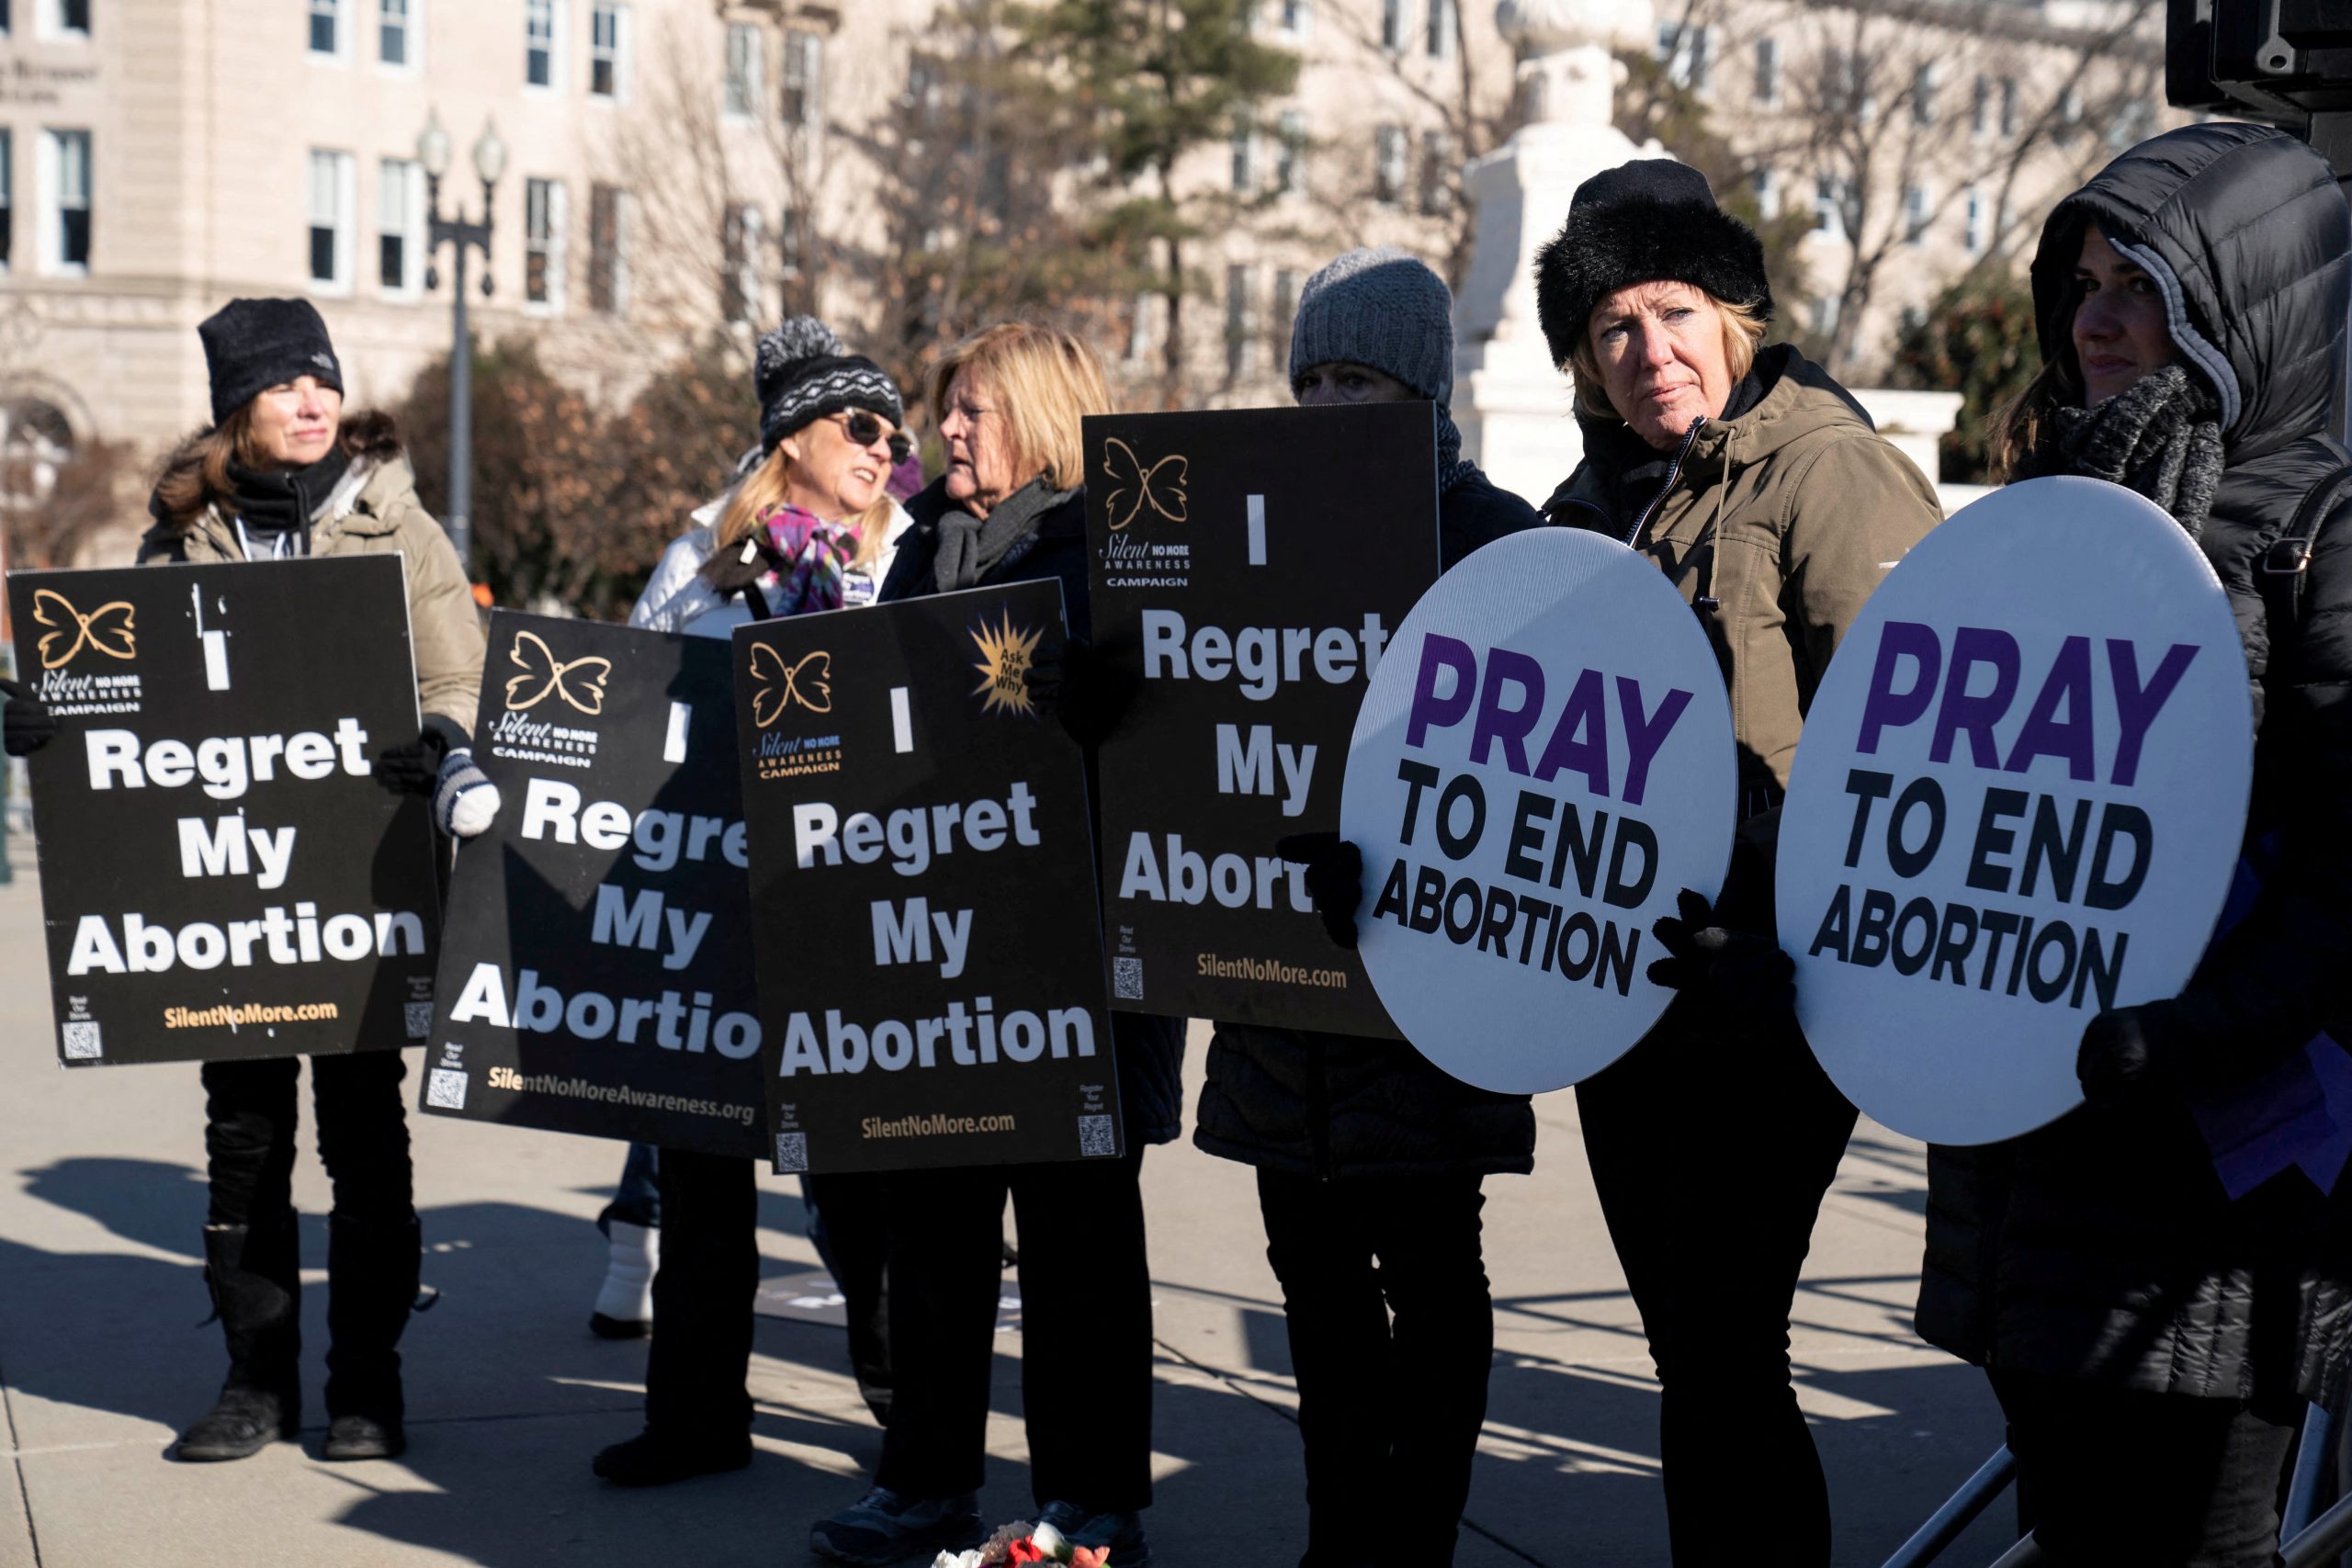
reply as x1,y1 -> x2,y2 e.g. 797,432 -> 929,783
835,411 -> 914,466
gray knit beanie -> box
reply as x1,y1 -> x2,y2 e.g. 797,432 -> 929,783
1288,247 -> 1454,406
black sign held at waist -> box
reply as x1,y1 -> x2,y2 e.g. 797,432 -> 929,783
7,556 -> 440,1066
732,579 -> 1122,1174
1083,402 -> 1440,1037
417,611 -> 765,1156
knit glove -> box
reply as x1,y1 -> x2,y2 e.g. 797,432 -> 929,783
2076,1002 -> 2188,1108
2,679 -> 57,758
372,713 -> 462,797
432,745 -> 501,839
1275,831 -> 1364,951
1646,887 -> 1797,1038
1027,639 -> 1142,749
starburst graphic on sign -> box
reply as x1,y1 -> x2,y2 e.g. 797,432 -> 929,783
970,610 -> 1043,718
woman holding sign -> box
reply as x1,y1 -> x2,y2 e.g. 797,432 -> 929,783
1914,124 -> 2352,1565
802,323 -> 1187,1568
0,299 -> 491,1464
589,317 -> 916,1487
1529,164 -> 1942,1563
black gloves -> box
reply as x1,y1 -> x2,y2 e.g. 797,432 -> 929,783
1028,639 -> 1142,750
1275,831 -> 1364,950
371,713 -> 467,797
2,679 -> 57,758
2076,1004 -> 2188,1108
1646,886 -> 1797,1035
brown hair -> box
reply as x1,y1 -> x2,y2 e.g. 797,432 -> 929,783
928,321 -> 1113,492
708,441 -> 888,573
1988,359 -> 2079,482
1566,291 -> 1770,423
150,407 -> 400,534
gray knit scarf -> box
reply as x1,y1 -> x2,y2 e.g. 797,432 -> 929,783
933,475 -> 1076,592
2028,365 -> 2225,538
1435,403 -> 1477,494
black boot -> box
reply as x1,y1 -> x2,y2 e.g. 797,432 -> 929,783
322,1213 -> 419,1461
175,1219 -> 301,1462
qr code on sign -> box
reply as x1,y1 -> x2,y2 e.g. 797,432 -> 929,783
1078,1115 -> 1117,1156
424,1068 -> 468,1110
61,1022 -> 102,1060
775,1134 -> 808,1173
404,1003 -> 434,1041
1112,957 -> 1144,1001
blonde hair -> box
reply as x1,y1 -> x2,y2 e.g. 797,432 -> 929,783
928,322 -> 1113,493
1566,292 -> 1770,423
711,441 -> 888,573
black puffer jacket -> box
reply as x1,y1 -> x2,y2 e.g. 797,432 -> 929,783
883,477 -> 1187,1145
1193,466 -> 1544,1179
1917,123 -> 2352,1405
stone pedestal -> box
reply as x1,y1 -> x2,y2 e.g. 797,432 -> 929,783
1453,2 -> 1657,512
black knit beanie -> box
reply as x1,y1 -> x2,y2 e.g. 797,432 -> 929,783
199,298 -> 345,426
1532,160 -> 1774,369
754,317 -> 905,455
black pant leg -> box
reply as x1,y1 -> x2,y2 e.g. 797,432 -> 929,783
1578,1020 -> 1857,1568
311,1050 -> 414,1224
1258,1167 -> 1394,1566
202,1056 -> 302,1228
876,1165 -> 1012,1501
1011,1151 -> 1153,1515
644,1147 -> 758,1436
806,1171 -> 894,1426
1367,1173 -> 1495,1565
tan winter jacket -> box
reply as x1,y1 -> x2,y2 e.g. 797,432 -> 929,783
137,457 -> 486,735
1544,344 -> 1941,805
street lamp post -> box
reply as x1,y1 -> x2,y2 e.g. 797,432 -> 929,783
417,110 -> 505,576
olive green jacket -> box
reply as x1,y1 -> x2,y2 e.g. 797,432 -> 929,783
136,457 -> 485,735
1544,344 -> 1942,803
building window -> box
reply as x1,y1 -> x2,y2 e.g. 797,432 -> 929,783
2055,85 -> 2085,141
1750,164 -> 1777,218
722,204 -> 762,323
1277,0 -> 1310,37
526,0 -> 559,88
1904,184 -> 1930,246
379,0 -> 414,66
1420,130 -> 1453,215
43,0 -> 87,37
589,182 -> 628,314
1814,293 -> 1840,337
2,1 -> 12,34
309,0 -> 339,54
1276,111 -> 1305,197
1754,38 -> 1779,107
378,156 -> 422,292
1657,23 -> 1708,91
779,204 -> 807,280
307,148 -> 352,288
724,24 -> 759,118
525,177 -> 565,307
44,130 -> 89,273
0,130 -> 13,273
1225,265 -> 1254,379
1971,73 -> 1989,137
1270,267 -> 1297,363
1963,186 -> 1984,254
1998,77 -> 2017,138
1813,174 -> 1844,241
782,29 -> 821,128
1426,0 -> 1452,61
1912,63 -> 1936,126
1374,124 -> 1405,205
590,3 -> 627,98
1231,120 -> 1256,195
1380,0 -> 1401,51
1125,290 -> 1158,365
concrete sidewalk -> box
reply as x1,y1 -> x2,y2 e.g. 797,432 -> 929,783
0,840 -> 2015,1567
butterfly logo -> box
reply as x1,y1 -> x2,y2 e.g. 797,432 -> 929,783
503,630 -> 613,715
32,589 -> 136,669
1102,437 -> 1188,532
750,645 -> 833,728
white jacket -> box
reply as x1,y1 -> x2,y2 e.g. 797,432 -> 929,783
628,494 -> 912,637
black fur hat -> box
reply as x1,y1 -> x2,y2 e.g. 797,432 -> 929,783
1532,160 -> 1773,369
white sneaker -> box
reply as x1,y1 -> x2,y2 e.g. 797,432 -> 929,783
589,1220 -> 658,1339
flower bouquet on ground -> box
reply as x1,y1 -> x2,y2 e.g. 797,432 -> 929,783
933,1519 -> 1112,1567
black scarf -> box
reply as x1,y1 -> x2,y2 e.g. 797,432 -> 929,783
224,446 -> 353,556
2021,364 -> 2224,538
933,476 -> 1075,592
